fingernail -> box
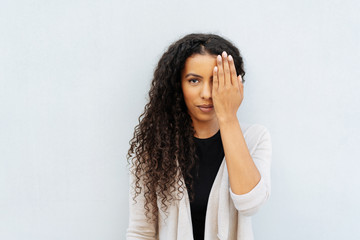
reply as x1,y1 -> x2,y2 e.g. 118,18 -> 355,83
228,55 -> 233,61
217,55 -> 222,61
222,51 -> 227,57
214,66 -> 218,72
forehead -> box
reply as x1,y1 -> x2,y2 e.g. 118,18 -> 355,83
182,54 -> 217,75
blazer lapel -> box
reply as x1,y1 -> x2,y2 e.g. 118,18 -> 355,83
218,159 -> 230,239
178,178 -> 194,240
204,158 -> 230,240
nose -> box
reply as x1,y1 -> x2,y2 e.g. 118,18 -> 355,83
200,81 -> 212,99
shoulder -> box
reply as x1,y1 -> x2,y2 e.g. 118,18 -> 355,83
239,122 -> 271,154
240,122 -> 270,137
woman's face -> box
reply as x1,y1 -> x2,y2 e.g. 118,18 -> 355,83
181,53 -> 218,126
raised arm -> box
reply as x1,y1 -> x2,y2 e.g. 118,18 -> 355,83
212,51 -> 271,216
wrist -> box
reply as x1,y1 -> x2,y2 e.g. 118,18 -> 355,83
217,115 -> 239,125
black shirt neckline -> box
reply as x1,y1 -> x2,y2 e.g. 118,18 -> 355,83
193,130 -> 221,142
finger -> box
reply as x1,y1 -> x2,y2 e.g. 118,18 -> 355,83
213,66 -> 219,91
222,51 -> 231,86
228,55 -> 238,88
238,75 -> 244,94
217,55 -> 224,88
238,75 -> 243,84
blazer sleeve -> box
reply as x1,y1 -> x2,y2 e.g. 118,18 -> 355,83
126,170 -> 158,240
229,124 -> 272,216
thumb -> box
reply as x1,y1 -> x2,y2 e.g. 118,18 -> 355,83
238,75 -> 243,87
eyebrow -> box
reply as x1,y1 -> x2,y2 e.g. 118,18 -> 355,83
185,73 -> 213,79
185,73 -> 203,79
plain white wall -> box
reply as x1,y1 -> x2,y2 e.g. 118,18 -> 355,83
1,0 -> 359,239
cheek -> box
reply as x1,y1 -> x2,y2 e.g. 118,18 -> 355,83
182,86 -> 196,104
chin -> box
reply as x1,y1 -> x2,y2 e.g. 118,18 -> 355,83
193,115 -> 217,123
188,109 -> 217,123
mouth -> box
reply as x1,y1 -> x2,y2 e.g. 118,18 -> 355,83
197,104 -> 214,113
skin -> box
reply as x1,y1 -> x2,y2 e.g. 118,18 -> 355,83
181,53 -> 219,138
181,51 -> 261,195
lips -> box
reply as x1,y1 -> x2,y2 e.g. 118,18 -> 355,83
198,104 -> 214,113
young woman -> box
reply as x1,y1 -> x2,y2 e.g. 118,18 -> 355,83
126,33 -> 272,240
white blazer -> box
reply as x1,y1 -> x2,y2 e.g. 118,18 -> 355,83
127,123 -> 272,240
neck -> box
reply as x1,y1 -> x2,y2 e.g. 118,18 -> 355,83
192,119 -> 219,139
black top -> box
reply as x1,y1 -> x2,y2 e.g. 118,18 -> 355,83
185,130 -> 225,240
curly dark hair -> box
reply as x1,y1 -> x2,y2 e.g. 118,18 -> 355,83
127,33 -> 246,222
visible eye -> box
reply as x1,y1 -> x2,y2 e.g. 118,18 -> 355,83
188,79 -> 199,84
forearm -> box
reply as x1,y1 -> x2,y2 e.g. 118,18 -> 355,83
219,117 -> 261,195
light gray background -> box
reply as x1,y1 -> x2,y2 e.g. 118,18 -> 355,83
1,0 -> 359,239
